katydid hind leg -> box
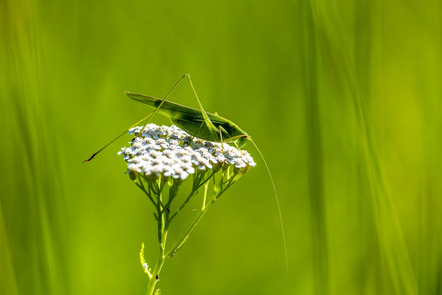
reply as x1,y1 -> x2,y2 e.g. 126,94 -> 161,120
184,74 -> 220,142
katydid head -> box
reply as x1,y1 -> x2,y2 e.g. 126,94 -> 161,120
238,135 -> 250,149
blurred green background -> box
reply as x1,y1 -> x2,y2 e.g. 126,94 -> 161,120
1,0 -> 441,294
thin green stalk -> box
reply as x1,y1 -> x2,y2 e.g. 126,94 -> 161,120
169,171 -> 214,221
145,185 -> 169,295
145,253 -> 166,295
165,205 -> 211,259
169,190 -> 196,221
166,180 -> 232,259
201,181 -> 209,210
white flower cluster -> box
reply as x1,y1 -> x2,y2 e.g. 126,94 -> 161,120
118,124 -> 255,181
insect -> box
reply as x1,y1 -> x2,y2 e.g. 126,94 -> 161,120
83,74 -> 288,272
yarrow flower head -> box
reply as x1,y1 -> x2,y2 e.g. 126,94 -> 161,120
118,124 -> 256,183
118,124 -> 256,294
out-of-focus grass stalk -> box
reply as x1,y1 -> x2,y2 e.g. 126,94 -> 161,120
353,1 -> 378,293
0,204 -> 19,295
417,4 -> 442,294
303,0 -> 422,294
351,8 -> 419,295
0,1 -> 67,294
345,1 -> 418,294
302,1 -> 329,294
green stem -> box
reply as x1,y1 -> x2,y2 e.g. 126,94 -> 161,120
165,173 -> 237,258
141,171 -> 236,293
201,181 -> 209,210
169,171 -> 214,222
145,182 -> 169,295
145,254 -> 166,295
169,190 -> 196,221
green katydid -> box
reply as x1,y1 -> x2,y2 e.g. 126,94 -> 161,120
83,74 -> 288,273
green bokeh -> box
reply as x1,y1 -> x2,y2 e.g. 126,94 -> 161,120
1,0 -> 441,294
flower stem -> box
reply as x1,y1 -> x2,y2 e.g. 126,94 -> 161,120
145,254 -> 165,295
141,167 -> 240,293
145,183 -> 169,295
